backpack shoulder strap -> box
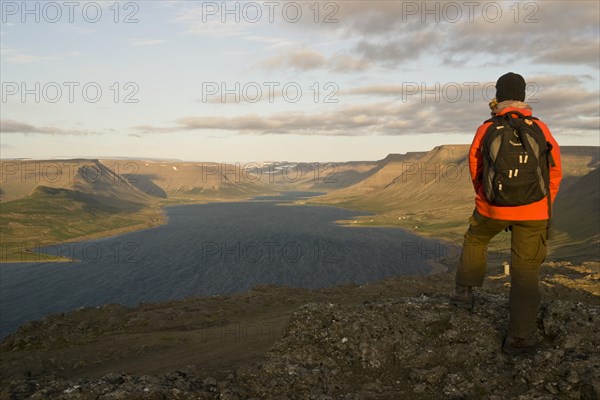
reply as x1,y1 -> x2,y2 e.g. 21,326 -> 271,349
484,115 -> 504,125
530,119 -> 556,167
482,115 -> 505,144
529,118 -> 555,228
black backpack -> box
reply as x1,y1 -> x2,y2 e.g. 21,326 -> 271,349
480,111 -> 555,215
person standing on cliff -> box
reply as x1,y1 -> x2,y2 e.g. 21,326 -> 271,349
451,72 -> 562,355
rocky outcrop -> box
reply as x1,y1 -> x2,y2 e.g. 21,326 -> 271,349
2,291 -> 599,400
253,295 -> 600,399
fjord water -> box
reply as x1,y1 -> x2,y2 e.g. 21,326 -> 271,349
0,193 -> 446,338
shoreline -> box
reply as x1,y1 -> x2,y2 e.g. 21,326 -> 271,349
1,192 -> 461,269
0,206 -> 169,264
0,194 -> 282,264
1,260 -> 597,388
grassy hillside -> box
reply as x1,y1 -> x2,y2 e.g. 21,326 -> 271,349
551,167 -> 600,262
555,167 -> 600,240
307,145 -> 473,241
307,146 -> 600,254
0,160 -> 169,262
0,186 -> 164,262
309,152 -> 428,198
556,146 -> 600,190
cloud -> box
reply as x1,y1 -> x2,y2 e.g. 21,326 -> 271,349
260,47 -> 326,70
244,35 -> 300,50
354,29 -> 442,65
0,47 -> 55,64
533,40 -> 600,67
135,74 -> 599,136
172,5 -> 250,38
0,119 -> 101,135
130,39 -> 167,46
200,81 -> 343,105
171,1 -> 598,73
57,25 -> 95,35
269,1 -> 600,70
328,53 -> 371,72
1,120 -> 45,134
133,103 -> 416,136
257,46 -> 371,73
133,103 -> 473,136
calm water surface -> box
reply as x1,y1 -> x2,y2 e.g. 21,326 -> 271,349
0,192 -> 446,337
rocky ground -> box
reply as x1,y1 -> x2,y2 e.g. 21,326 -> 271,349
1,261 -> 599,400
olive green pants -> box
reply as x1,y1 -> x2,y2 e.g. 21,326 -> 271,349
456,210 -> 548,339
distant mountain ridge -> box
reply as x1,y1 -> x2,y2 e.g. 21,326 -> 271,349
0,159 -> 149,205
0,159 -> 274,202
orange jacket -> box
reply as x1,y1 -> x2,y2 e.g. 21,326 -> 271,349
469,107 -> 562,221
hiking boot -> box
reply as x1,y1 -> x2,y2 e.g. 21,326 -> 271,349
502,334 -> 539,355
450,284 -> 473,310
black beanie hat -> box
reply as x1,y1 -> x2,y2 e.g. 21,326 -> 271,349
495,72 -> 526,102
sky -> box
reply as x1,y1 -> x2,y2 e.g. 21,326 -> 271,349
1,0 -> 599,162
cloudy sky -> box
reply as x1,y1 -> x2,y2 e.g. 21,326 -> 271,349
1,0 -> 598,162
